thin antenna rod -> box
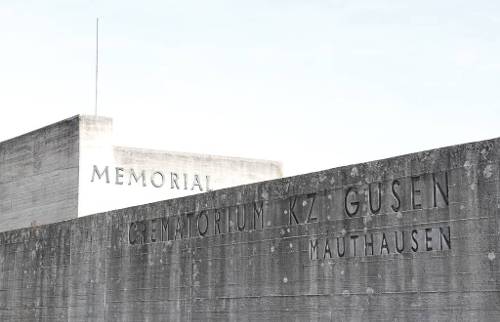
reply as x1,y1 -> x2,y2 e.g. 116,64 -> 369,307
94,17 -> 99,116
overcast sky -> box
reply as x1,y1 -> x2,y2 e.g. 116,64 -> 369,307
1,1 -> 499,176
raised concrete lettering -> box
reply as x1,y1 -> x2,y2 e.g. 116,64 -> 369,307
92,165 -> 211,191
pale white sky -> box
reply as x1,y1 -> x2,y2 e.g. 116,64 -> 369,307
1,1 -> 499,176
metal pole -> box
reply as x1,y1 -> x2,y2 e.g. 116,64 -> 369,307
94,17 -> 99,116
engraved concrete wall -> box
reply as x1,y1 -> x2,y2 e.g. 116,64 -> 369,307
0,137 -> 499,321
0,116 -> 79,232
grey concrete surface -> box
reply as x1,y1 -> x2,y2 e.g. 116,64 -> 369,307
0,136 -> 499,321
0,116 -> 79,232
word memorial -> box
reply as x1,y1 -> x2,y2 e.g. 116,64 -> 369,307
91,164 -> 210,191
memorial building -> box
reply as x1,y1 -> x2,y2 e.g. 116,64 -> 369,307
0,115 -> 282,232
0,116 -> 499,321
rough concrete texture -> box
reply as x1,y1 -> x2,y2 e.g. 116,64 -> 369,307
0,116 -> 79,232
0,137 -> 499,321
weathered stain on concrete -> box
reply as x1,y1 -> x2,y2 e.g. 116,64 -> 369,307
0,137 -> 499,321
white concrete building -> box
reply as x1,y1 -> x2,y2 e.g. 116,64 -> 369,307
0,115 -> 282,232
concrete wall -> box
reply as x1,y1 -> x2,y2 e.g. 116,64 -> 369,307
1,137 -> 499,321
78,115 -> 282,216
0,116 -> 79,232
